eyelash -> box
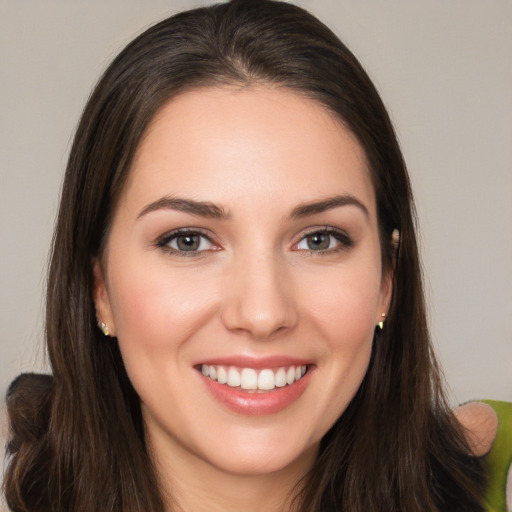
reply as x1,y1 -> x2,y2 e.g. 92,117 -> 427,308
155,227 -> 353,257
156,228 -> 219,257
294,227 -> 354,255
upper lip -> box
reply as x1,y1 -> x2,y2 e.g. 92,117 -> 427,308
194,355 -> 312,370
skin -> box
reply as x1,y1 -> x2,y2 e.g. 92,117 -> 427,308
93,86 -> 392,512
455,402 -> 498,456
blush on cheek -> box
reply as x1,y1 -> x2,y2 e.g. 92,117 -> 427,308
112,273 -> 218,350
317,292 -> 378,340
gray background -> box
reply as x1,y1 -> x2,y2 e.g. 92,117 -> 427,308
1,1 -> 511,461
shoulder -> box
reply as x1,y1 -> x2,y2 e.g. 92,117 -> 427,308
460,401 -> 512,512
454,401 -> 498,456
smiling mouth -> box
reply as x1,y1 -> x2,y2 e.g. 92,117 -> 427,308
199,364 -> 308,392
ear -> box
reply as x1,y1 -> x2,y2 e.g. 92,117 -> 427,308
92,258 -> 116,337
376,266 -> 393,325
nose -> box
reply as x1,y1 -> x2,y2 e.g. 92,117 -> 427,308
220,253 -> 298,340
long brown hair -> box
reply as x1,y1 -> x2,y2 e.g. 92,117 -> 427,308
4,1 -> 484,511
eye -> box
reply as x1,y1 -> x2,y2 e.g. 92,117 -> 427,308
157,229 -> 217,255
295,228 -> 353,253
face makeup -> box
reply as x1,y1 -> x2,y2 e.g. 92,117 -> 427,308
94,86 -> 391,478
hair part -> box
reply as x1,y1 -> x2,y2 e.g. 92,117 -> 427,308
4,1 -> 485,511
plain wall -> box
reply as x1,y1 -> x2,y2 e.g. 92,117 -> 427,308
1,1 -> 511,459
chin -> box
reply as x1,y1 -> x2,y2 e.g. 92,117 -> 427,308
199,429 -> 320,477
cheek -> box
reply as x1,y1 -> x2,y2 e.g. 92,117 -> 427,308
107,259 -> 219,352
303,269 -> 379,427
301,265 -> 382,347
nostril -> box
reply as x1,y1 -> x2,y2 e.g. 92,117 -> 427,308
220,296 -> 298,340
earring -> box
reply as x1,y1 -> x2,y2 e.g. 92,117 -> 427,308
100,322 -> 110,337
377,313 -> 386,330
392,229 -> 400,247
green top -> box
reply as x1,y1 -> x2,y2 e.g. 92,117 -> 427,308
482,400 -> 512,512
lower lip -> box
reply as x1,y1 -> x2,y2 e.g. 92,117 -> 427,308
200,369 -> 313,416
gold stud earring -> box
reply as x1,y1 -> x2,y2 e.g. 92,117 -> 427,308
377,313 -> 386,330
392,229 -> 400,247
100,322 -> 110,337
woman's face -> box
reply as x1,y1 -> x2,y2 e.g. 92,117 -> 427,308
94,86 -> 392,478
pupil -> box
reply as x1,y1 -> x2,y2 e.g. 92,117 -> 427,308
177,235 -> 200,251
308,233 -> 329,250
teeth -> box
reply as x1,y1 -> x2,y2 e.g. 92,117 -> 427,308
200,364 -> 308,391
258,369 -> 275,390
227,367 -> 241,387
275,368 -> 287,388
217,366 -> 227,384
240,368 -> 258,390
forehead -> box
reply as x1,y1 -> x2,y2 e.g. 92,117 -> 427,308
121,86 -> 375,218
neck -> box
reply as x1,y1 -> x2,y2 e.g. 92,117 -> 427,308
150,436 -> 317,512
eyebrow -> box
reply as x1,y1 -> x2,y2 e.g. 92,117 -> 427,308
137,196 -> 231,220
290,194 -> 369,219
137,193 -> 368,221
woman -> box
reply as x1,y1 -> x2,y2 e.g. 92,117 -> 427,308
3,1 -> 503,511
